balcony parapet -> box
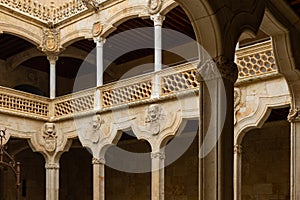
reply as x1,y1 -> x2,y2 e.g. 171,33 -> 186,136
0,41 -> 280,121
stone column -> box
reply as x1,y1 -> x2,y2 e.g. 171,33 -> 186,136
47,55 -> 58,99
150,14 -> 165,98
94,37 -> 106,87
198,56 -> 238,200
92,158 -> 105,200
151,151 -> 165,200
45,163 -> 60,200
233,144 -> 242,200
287,107 -> 300,200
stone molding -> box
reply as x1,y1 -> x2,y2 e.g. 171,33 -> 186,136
234,87 -> 241,125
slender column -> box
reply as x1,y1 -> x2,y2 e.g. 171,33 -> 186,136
233,144 -> 242,200
198,56 -> 238,200
93,158 -> 105,200
45,163 -> 60,200
288,107 -> 300,200
151,151 -> 165,200
94,37 -> 106,87
47,55 -> 58,99
150,14 -> 165,98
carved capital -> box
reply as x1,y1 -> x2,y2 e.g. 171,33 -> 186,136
92,157 -> 105,165
45,163 -> 60,169
234,145 -> 242,154
151,151 -> 165,160
148,0 -> 162,15
288,107 -> 300,123
198,56 -> 238,82
47,55 -> 59,65
40,28 -> 62,53
93,37 -> 106,47
150,13 -> 165,26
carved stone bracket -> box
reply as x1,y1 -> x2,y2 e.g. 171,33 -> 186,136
42,123 -> 57,153
151,151 -> 165,160
234,87 -> 241,125
234,145 -> 242,154
148,0 -> 162,15
40,28 -> 62,54
82,0 -> 101,11
198,56 -> 238,82
288,107 -> 300,123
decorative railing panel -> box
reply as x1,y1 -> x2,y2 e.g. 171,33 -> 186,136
0,87 -> 49,117
161,61 -> 199,95
236,40 -> 277,80
54,89 -> 95,117
102,79 -> 152,107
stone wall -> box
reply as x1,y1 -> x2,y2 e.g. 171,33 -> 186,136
242,120 -> 290,199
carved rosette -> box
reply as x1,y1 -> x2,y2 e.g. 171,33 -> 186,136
234,87 -> 241,125
198,56 -> 238,82
92,21 -> 103,37
148,0 -> 162,15
40,28 -> 61,53
151,151 -> 165,160
287,107 -> 300,123
42,123 -> 57,152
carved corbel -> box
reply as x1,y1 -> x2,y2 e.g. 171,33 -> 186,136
288,107 -> 300,123
143,104 -> 166,136
29,122 -> 72,164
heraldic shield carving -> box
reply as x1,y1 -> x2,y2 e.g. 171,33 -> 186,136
40,28 -> 61,53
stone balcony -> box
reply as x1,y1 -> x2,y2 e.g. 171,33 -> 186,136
0,40 -> 278,121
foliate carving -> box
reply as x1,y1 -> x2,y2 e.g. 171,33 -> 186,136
42,123 -> 57,152
198,56 -> 238,82
151,152 -> 165,160
45,163 -> 60,169
148,0 -> 162,14
145,104 -> 165,135
150,13 -> 165,26
234,87 -> 241,125
234,145 -> 242,154
288,107 -> 300,123
92,21 -> 103,37
40,28 -> 61,53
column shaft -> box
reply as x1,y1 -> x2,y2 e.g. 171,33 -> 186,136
47,56 -> 58,99
233,145 -> 242,200
45,163 -> 59,200
93,158 -> 105,200
94,37 -> 105,87
151,152 -> 165,200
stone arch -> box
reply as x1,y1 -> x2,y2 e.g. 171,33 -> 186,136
234,95 -> 290,145
0,23 -> 41,46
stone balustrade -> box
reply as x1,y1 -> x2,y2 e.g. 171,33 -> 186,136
0,41 -> 279,120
